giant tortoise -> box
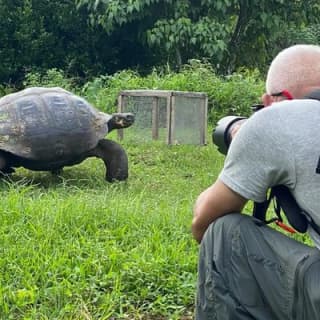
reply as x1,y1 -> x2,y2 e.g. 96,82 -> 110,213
0,87 -> 134,181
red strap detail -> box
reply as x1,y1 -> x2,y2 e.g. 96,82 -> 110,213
275,220 -> 296,233
281,90 -> 293,100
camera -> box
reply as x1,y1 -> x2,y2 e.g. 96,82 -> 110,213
212,104 -> 264,154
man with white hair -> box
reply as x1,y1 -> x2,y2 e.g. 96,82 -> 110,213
192,44 -> 320,319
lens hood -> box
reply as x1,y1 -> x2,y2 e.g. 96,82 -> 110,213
212,116 -> 246,154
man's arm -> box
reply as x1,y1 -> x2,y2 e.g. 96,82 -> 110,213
192,179 -> 247,243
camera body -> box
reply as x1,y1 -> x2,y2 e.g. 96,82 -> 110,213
212,104 -> 264,154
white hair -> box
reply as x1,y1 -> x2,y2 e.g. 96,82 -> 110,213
266,44 -> 320,96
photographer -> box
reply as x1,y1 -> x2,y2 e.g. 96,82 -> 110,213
192,44 -> 320,319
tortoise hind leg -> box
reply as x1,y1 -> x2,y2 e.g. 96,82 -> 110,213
89,139 -> 129,182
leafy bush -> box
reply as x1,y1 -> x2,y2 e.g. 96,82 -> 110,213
0,85 -> 16,97
208,68 -> 265,123
23,68 -> 78,92
82,60 -> 265,124
81,70 -> 146,113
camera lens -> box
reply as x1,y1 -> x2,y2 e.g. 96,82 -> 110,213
212,116 -> 247,154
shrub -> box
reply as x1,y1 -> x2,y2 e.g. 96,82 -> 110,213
82,60 -> 265,124
81,70 -> 145,113
23,68 -> 78,92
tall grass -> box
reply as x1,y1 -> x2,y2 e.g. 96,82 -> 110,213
0,138 -> 312,319
0,139 -> 221,319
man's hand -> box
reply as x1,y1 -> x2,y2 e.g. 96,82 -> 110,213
192,179 -> 247,243
230,120 -> 245,139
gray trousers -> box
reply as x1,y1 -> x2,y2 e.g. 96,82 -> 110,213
195,213 -> 320,320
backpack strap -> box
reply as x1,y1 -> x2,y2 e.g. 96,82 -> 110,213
271,186 -> 308,233
252,188 -> 287,229
253,185 -> 320,235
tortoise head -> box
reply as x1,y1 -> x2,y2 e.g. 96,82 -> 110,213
108,112 -> 135,132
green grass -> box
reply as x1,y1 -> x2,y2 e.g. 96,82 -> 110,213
0,137 -> 312,319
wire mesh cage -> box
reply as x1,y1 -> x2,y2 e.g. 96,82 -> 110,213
117,90 -> 208,145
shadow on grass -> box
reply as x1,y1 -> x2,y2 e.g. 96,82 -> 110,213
0,159 -> 129,191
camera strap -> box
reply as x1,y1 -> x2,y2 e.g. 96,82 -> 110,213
252,188 -> 299,233
253,185 -> 320,236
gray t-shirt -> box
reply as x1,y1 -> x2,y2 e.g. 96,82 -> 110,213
219,99 -> 320,248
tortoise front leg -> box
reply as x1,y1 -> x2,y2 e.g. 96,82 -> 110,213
89,139 -> 129,182
0,152 -> 15,176
50,168 -> 63,176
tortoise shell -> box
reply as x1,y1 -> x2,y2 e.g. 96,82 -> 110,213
0,87 -> 111,162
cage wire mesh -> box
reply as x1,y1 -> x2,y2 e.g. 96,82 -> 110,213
119,95 -> 168,143
118,90 -> 207,145
171,95 -> 206,144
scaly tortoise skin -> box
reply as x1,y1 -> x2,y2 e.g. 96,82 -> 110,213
0,87 -> 134,181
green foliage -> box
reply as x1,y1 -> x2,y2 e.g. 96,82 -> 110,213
23,69 -> 77,92
1,0 -> 320,86
75,0 -> 320,72
146,16 -> 229,66
223,0 -> 320,71
81,70 -> 147,113
207,68 -> 265,123
82,60 -> 264,124
76,0 -> 164,34
0,85 -> 15,98
0,0 -> 137,85
271,24 -> 320,59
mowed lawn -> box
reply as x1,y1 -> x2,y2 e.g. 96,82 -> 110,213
0,133 -> 312,319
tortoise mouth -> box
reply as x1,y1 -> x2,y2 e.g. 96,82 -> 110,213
113,113 -> 135,128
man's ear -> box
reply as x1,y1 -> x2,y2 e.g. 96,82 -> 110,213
261,93 -> 273,106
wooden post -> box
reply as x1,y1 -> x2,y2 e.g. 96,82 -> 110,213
168,93 -> 176,144
166,93 -> 172,144
200,96 -> 208,145
152,97 -> 159,140
117,93 -> 124,140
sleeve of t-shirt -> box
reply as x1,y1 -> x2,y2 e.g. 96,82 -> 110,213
218,109 -> 296,203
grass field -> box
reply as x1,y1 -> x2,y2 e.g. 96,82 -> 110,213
0,133 -> 313,319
